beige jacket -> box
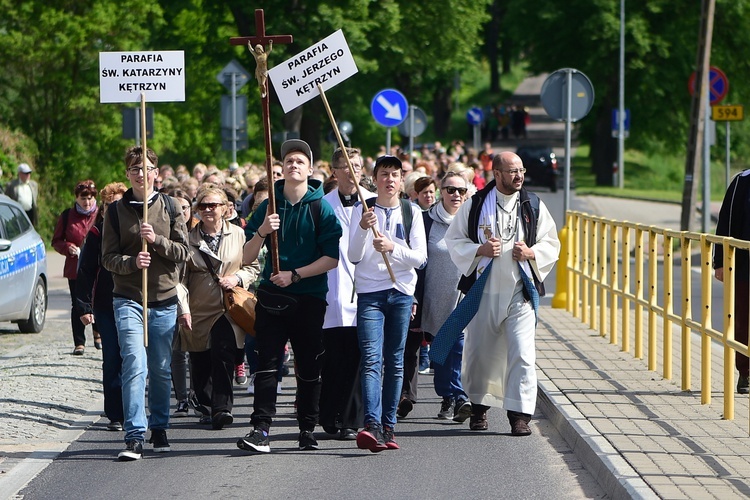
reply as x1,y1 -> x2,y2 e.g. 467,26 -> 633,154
179,220 -> 260,352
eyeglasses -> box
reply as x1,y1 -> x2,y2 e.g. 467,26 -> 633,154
443,186 -> 467,195
332,165 -> 362,172
197,202 -> 223,211
500,168 -> 526,176
127,166 -> 159,175
180,204 -> 191,213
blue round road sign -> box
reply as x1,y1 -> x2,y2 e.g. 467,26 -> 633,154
466,107 -> 484,125
371,89 -> 408,127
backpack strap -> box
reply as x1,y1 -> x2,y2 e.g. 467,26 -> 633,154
400,198 -> 413,248
364,198 -> 414,247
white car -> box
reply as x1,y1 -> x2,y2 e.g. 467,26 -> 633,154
0,194 -> 47,332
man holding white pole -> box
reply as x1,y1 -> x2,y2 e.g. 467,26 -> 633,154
102,146 -> 188,461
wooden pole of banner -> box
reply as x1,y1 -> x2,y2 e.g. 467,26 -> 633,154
230,10 -> 292,275
140,93 -> 149,347
317,84 -> 396,283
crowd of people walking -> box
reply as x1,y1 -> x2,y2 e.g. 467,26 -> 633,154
57,138 -> 558,460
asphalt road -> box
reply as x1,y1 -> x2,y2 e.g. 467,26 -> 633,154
7,193 -> 605,500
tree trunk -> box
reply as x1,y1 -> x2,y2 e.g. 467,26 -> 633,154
485,0 -> 503,94
432,84 -> 453,139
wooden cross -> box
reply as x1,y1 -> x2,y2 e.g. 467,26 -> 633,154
229,10 -> 293,48
229,9 -> 292,275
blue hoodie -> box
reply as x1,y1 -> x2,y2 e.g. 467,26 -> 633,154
247,178 -> 341,300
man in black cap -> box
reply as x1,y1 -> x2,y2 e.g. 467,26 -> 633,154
237,139 -> 342,453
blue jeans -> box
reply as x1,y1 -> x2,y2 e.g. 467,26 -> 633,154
114,298 -> 176,443
357,289 -> 412,429
432,333 -> 468,402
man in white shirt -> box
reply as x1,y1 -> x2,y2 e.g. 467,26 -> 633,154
348,155 -> 427,452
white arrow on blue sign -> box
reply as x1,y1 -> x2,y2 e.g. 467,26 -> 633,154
371,89 -> 408,127
466,106 -> 484,125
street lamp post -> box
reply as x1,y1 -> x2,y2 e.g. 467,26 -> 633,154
618,0 -> 625,189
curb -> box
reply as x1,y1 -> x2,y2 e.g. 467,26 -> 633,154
536,371 -> 657,499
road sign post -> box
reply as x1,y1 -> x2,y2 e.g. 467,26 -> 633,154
540,68 -> 594,217
371,89 -> 408,153
217,60 -> 251,163
712,104 -> 744,189
467,107 -> 484,152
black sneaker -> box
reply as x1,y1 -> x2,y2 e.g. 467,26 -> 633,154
187,392 -> 210,417
356,424 -> 387,453
437,397 -> 453,419
298,430 -> 319,451
237,429 -> 270,453
173,400 -> 189,418
453,399 -> 472,423
149,429 -> 171,453
118,440 -> 143,461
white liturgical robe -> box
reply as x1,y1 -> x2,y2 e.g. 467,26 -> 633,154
444,188 -> 559,414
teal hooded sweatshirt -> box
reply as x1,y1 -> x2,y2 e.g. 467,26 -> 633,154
247,178 -> 341,300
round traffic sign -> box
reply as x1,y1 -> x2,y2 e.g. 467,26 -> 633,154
397,106 -> 427,137
540,68 -> 595,122
466,107 -> 484,125
688,66 -> 728,105
371,89 -> 408,127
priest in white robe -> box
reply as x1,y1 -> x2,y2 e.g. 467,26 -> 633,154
444,151 -> 559,435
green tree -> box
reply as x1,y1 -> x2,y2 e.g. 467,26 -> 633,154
0,0 -> 165,237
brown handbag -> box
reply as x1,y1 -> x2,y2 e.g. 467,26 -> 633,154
200,251 -> 257,335
223,286 -> 257,335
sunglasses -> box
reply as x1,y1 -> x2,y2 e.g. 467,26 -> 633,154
77,182 -> 96,190
443,186 -> 467,195
197,202 -> 223,211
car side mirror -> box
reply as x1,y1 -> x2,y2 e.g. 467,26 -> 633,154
0,239 -> 10,252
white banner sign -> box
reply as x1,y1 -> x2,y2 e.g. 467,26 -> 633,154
268,30 -> 358,113
99,51 -> 185,103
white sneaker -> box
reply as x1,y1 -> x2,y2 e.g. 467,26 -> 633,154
277,382 -> 283,394
246,373 -> 255,395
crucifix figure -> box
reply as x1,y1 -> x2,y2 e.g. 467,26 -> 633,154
230,9 -> 292,274
249,41 -> 272,98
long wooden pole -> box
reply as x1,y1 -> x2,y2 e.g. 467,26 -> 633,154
261,87 -> 280,275
317,84 -> 396,283
140,93 -> 149,347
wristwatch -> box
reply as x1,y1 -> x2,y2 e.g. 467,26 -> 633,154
291,269 -> 301,284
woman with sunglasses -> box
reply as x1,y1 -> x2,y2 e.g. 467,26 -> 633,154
52,180 -> 99,356
178,186 -> 260,430
414,172 -> 473,421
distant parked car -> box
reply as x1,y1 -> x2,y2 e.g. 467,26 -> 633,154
0,194 -> 47,333
515,146 -> 559,192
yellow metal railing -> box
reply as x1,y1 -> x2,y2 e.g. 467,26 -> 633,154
563,211 -> 750,427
